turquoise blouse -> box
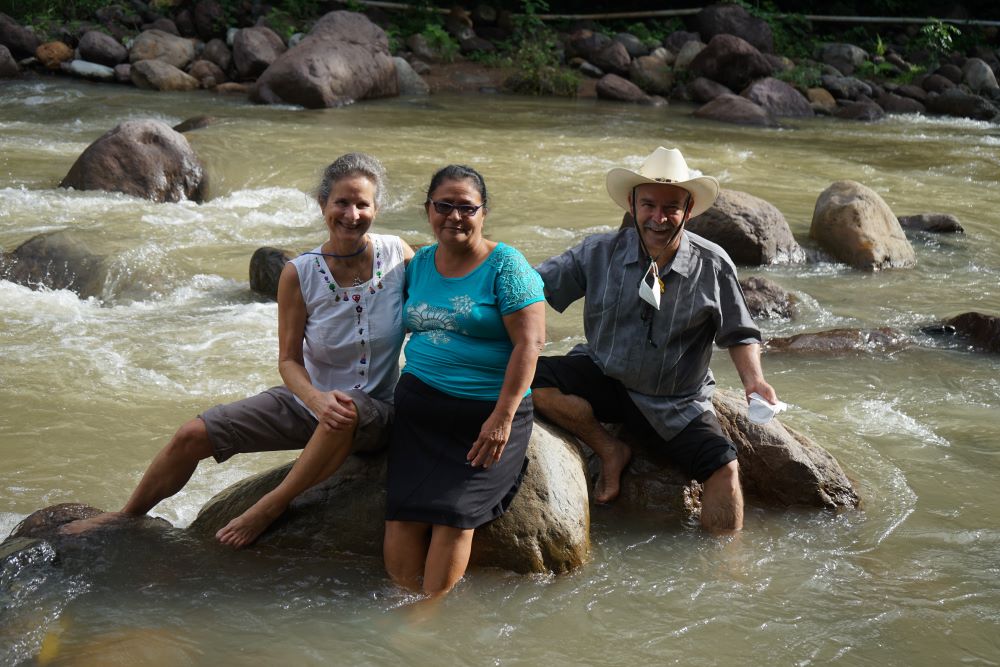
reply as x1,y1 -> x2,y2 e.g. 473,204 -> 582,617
402,243 -> 545,401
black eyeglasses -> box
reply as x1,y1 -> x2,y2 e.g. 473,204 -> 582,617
428,200 -> 484,217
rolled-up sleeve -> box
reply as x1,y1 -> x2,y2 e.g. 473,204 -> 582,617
535,244 -> 587,313
713,262 -> 762,348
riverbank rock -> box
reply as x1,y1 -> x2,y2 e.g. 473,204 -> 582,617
79,30 -> 127,67
689,76 -> 732,103
252,11 -> 397,108
0,231 -> 107,298
741,77 -> 813,117
131,59 -> 199,90
62,60 -> 116,81
817,43 -> 868,76
696,3 -> 773,53
60,119 -> 206,203
608,389 -> 858,514
962,58 -> 999,93
689,34 -> 773,92
188,59 -> 227,88
249,246 -> 293,299
0,12 -> 40,59
764,327 -> 911,355
596,73 -> 651,103
944,312 -> 1000,353
897,213 -> 964,233
833,99 -> 886,121
233,26 -> 285,80
740,276 -> 796,319
36,41 -> 74,69
688,189 -> 805,265
591,40 -> 631,77
129,29 -> 195,69
189,420 -> 591,574
393,56 -> 429,96
925,88 -> 1000,121
809,180 -> 915,271
693,93 -> 780,127
629,55 -> 674,96
0,44 -> 18,77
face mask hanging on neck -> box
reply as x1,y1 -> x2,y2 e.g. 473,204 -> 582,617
638,258 -> 663,310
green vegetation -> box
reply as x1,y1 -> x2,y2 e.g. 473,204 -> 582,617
916,18 -> 961,58
774,61 -> 823,89
503,0 -> 580,96
421,23 -> 460,63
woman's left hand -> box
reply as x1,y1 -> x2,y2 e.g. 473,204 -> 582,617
467,411 -> 513,468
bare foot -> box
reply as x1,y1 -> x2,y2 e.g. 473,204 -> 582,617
59,511 -> 130,536
215,504 -> 281,549
594,441 -> 632,504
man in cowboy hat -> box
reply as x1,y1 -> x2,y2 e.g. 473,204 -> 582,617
531,146 -> 779,532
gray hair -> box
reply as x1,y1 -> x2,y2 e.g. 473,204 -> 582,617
316,152 -> 387,209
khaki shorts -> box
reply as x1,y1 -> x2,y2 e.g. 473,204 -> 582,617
200,386 -> 392,463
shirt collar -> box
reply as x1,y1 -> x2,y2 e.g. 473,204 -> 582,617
624,226 -> 695,278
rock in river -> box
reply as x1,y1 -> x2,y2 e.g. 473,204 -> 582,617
1,230 -> 107,298
688,189 -> 805,265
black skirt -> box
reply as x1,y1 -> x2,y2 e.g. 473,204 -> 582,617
385,373 -> 532,529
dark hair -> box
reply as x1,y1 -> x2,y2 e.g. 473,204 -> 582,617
425,164 -> 489,208
317,152 -> 387,209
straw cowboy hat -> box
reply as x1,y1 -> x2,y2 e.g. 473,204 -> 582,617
606,147 -> 720,218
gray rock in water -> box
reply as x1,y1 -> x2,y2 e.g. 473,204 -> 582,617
172,115 -> 215,133
60,119 -> 206,203
596,73 -> 651,103
249,246 -> 293,299
764,327 -> 911,355
809,180 -> 915,271
393,56 -> 429,96
832,99 -> 886,121
189,420 -> 591,574
925,88 -> 1000,121
898,213 -> 964,233
740,275 -> 796,319
252,11 -> 397,108
1,231 -> 107,298
131,59 -> 199,90
944,312 -> 1000,353
693,93 -> 780,127
688,189 -> 805,265
61,59 -> 116,81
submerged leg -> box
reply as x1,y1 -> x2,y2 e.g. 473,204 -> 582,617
699,460 -> 743,534
421,524 -> 475,598
384,520 -> 433,593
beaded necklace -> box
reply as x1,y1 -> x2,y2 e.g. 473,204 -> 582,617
304,237 -> 385,303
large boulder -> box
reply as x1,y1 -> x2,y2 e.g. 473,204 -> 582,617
0,12 -> 40,59
740,276 -> 796,319
566,29 -> 612,62
0,43 -> 18,77
608,389 -> 859,513
249,246 -> 293,299
944,312 -> 1000,353
78,30 -> 127,66
128,29 -> 195,69
188,59 -> 227,88
393,56 -> 429,96
689,76 -> 732,103
741,77 -> 813,117
816,43 -> 868,76
131,59 -> 199,90
189,420 -> 591,574
233,26 -> 285,80
251,11 -> 397,108
962,57 -> 999,93
875,91 -> 926,114
689,34 -> 773,92
693,93 -> 779,127
809,180 -> 915,271
202,38 -> 232,71
590,40 -> 631,77
688,189 -> 805,265
925,88 -> 1000,121
629,55 -> 674,96
820,74 -> 873,100
765,327 -> 912,355
59,120 -> 206,203
596,73 -> 652,103
0,231 -> 107,298
832,99 -> 886,121
695,3 -> 774,53
673,40 -> 706,71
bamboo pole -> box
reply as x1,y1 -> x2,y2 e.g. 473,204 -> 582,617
340,1 -> 1000,28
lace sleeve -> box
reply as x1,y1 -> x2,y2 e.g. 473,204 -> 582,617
492,245 -> 545,315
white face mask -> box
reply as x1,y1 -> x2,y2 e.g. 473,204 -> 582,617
638,259 -> 663,310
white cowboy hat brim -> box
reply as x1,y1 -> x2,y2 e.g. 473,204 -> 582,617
605,147 -> 720,219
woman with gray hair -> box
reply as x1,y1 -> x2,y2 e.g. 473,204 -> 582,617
65,153 -> 413,547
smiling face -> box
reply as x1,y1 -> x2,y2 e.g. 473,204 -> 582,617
320,175 -> 378,249
425,177 -> 487,249
629,182 -> 692,256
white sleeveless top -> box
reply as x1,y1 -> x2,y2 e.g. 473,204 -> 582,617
289,233 -> 406,408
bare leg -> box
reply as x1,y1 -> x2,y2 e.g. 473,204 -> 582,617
384,520 -> 432,593
700,460 -> 743,534
61,419 -> 214,535
422,525 -> 475,598
533,387 -> 632,503
216,422 -> 356,548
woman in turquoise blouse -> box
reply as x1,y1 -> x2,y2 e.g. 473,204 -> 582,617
384,165 -> 546,598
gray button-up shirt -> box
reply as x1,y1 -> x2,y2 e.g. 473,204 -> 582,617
535,227 -> 761,441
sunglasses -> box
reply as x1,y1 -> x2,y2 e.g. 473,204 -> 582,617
428,200 -> 484,217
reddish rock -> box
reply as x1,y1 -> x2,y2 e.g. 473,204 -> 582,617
765,328 -> 911,354
693,93 -> 779,127
741,76 -> 813,117
35,41 -> 74,69
944,312 -> 1000,353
